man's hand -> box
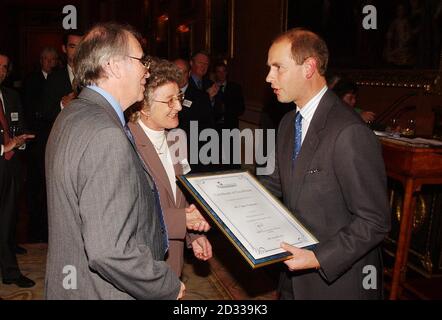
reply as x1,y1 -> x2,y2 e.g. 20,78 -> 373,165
61,92 -> 76,108
206,83 -> 219,100
177,282 -> 186,300
360,111 -> 375,123
280,242 -> 320,271
185,204 -> 211,232
4,134 -> 35,152
191,237 -> 213,261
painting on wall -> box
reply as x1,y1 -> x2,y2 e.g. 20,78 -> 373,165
286,0 -> 442,70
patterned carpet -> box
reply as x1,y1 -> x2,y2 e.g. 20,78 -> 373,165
0,239 -> 278,300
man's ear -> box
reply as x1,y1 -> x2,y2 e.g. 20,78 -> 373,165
62,45 -> 67,55
105,57 -> 122,79
303,57 -> 317,79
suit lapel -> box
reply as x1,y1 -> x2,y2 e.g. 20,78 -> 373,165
172,151 -> 186,208
289,89 -> 336,208
129,122 -> 176,203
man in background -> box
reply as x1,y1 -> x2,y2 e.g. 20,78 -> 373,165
22,46 -> 58,243
0,52 -> 35,288
189,51 -> 219,102
41,30 -> 82,131
174,58 -> 215,173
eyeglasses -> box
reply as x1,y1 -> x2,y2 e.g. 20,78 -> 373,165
153,92 -> 184,108
127,55 -> 151,72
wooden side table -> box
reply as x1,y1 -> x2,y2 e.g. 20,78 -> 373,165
380,138 -> 442,299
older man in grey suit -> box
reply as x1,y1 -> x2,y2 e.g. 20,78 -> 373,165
45,23 -> 185,299
263,28 -> 390,299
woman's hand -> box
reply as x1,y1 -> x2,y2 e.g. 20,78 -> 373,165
185,204 -> 211,232
191,237 -> 212,261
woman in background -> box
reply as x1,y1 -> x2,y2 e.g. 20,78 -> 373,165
128,58 -> 212,277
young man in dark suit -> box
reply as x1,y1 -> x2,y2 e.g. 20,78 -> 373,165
174,58 -> 215,173
213,62 -> 245,130
22,47 -> 58,243
263,28 -> 390,299
0,53 -> 35,288
212,62 -> 245,169
41,30 -> 82,132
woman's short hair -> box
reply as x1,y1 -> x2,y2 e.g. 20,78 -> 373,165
129,57 -> 181,123
73,22 -> 140,90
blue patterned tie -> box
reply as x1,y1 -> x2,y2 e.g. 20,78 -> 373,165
152,184 -> 169,253
292,111 -> 302,162
124,124 -> 169,253
123,124 -> 135,144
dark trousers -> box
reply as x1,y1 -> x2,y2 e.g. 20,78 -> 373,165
26,135 -> 48,242
0,158 -> 21,280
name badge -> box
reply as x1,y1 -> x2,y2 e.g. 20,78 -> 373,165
182,99 -> 192,108
11,112 -> 19,122
180,159 -> 191,174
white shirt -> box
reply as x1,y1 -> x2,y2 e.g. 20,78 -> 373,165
67,64 -> 74,84
42,70 -> 48,80
180,83 -> 189,94
296,86 -> 328,144
139,120 -> 177,202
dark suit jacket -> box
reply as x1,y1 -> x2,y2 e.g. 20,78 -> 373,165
214,81 -> 245,129
0,86 -> 26,279
1,86 -> 26,159
45,88 -> 180,299
129,121 -> 204,276
22,70 -> 47,132
189,75 -> 213,92
178,83 -> 215,173
41,66 -> 72,129
262,89 -> 390,299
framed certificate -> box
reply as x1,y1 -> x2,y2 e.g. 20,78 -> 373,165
177,170 -> 318,268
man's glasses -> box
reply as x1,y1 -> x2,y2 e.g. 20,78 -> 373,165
127,55 -> 151,72
153,92 -> 184,108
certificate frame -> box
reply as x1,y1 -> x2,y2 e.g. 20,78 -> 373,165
177,170 -> 318,269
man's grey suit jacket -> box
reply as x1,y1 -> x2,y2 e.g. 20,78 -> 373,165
263,89 -> 390,299
45,88 -> 180,299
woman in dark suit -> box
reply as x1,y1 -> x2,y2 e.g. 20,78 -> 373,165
128,58 -> 212,277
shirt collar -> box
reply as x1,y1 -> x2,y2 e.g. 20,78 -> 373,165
67,64 -> 74,84
191,74 -> 202,84
180,83 -> 189,94
87,85 -> 125,126
296,85 -> 328,122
